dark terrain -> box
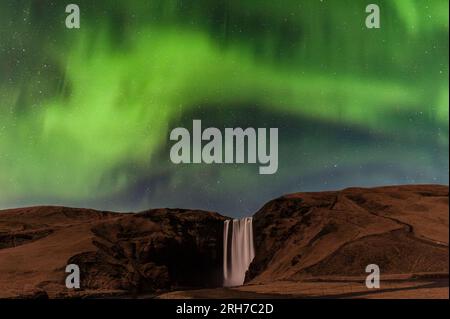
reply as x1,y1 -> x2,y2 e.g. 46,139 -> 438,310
0,185 -> 448,298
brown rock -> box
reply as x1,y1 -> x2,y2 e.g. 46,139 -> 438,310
247,185 -> 449,283
0,206 -> 225,297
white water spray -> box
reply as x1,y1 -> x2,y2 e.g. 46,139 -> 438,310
223,217 -> 255,287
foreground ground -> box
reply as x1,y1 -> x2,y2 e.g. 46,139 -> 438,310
158,276 -> 449,299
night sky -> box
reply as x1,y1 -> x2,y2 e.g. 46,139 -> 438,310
0,0 -> 448,217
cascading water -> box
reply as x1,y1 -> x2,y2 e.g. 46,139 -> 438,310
223,217 -> 255,287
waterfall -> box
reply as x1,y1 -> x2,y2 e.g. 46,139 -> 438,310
223,217 -> 255,287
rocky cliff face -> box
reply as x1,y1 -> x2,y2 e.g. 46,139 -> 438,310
71,209 -> 225,293
247,185 -> 449,283
0,207 -> 225,297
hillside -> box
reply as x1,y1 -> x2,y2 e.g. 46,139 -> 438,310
248,185 -> 448,283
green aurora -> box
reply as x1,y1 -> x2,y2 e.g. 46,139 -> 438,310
0,0 -> 448,215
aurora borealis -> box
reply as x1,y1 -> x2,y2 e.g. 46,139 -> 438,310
0,0 -> 448,216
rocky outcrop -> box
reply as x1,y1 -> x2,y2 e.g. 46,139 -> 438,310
0,206 -> 225,297
247,185 -> 449,283
70,209 -> 225,293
